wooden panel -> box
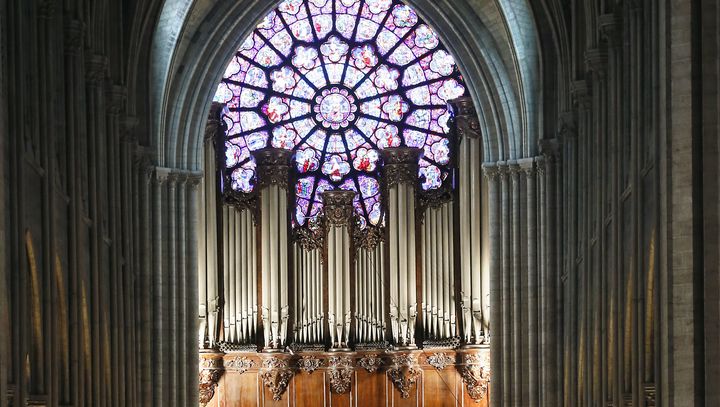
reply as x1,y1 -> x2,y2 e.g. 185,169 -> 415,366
222,372 -> 258,407
210,351 -> 491,407
293,371 -> 325,407
423,368 -> 459,407
354,368 -> 386,407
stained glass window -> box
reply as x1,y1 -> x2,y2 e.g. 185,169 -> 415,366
215,0 -> 466,230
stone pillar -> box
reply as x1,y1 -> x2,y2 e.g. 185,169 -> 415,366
382,147 -> 421,348
322,190 -> 356,350
482,163 -> 502,407
256,148 -> 291,351
519,157 -> 538,406
450,97 -> 485,346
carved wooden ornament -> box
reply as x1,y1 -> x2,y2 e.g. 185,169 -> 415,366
388,354 -> 422,399
259,357 -> 294,401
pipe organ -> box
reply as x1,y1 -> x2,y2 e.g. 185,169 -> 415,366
382,147 -> 421,348
198,99 -> 491,402
451,97 -> 487,345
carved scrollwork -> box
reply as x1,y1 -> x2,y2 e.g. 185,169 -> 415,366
199,356 -> 224,406
224,356 -> 254,374
353,224 -> 384,251
297,355 -> 323,374
328,357 -> 354,394
293,216 -> 325,251
460,353 -> 490,403
259,357 -> 294,401
427,353 -> 454,370
381,147 -> 422,189
387,354 -> 422,399
417,181 -> 453,221
255,148 -> 292,190
321,190 -> 357,227
448,97 -> 481,140
357,354 -> 383,373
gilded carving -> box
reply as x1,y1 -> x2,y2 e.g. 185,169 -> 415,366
358,354 -> 383,373
427,353 -> 454,370
297,355 -> 323,374
224,356 -> 254,374
293,216 -> 325,251
198,357 -> 223,406
255,148 -> 292,189
328,356 -> 354,394
387,354 -> 422,399
321,190 -> 357,227
381,147 -> 422,189
460,353 -> 490,403
448,97 -> 481,140
259,357 -> 294,401
353,224 -> 384,251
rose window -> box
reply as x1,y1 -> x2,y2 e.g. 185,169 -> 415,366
214,0 -> 467,230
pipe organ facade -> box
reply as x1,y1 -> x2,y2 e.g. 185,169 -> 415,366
197,98 -> 492,403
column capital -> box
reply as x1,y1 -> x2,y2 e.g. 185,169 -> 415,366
85,54 -> 108,84
206,102 -> 225,142
381,147 -> 422,189
321,190 -> 357,227
64,19 -> 85,56
448,97 -> 481,140
38,0 -> 58,19
482,163 -> 501,180
598,13 -> 621,45
517,157 -> 536,176
108,84 -> 127,115
585,47 -> 608,78
571,80 -> 591,110
255,148 -> 292,190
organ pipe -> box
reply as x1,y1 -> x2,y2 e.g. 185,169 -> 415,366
382,147 -> 421,348
322,190 -> 356,350
450,97 -> 486,345
255,148 -> 292,350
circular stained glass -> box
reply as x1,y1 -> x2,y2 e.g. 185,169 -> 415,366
313,87 -> 358,129
215,0 -> 467,229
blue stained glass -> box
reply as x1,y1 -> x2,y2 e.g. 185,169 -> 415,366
217,0 -> 465,223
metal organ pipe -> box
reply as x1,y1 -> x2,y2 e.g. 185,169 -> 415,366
450,97 -> 486,346
382,147 -> 421,348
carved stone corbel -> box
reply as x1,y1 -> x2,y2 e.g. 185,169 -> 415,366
259,357 -> 294,401
199,355 -> 224,407
357,354 -> 383,373
387,354 -> 422,399
448,97 -> 481,140
297,355 -> 323,374
328,356 -> 354,394
427,352 -> 454,370
459,353 -> 490,403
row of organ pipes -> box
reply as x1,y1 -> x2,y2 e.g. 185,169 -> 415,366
198,98 -> 487,351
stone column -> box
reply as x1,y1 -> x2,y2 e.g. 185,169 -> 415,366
322,190 -> 356,350
450,97 -> 485,346
482,163 -> 502,407
255,148 -> 291,351
519,157 -> 538,406
382,147 -> 421,348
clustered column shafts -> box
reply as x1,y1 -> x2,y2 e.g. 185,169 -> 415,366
382,147 -> 421,348
322,190 -> 356,349
256,148 -> 292,351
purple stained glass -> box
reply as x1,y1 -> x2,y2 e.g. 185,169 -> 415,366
216,0 -> 465,225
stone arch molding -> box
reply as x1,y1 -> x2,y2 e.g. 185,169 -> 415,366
151,0 -> 541,171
